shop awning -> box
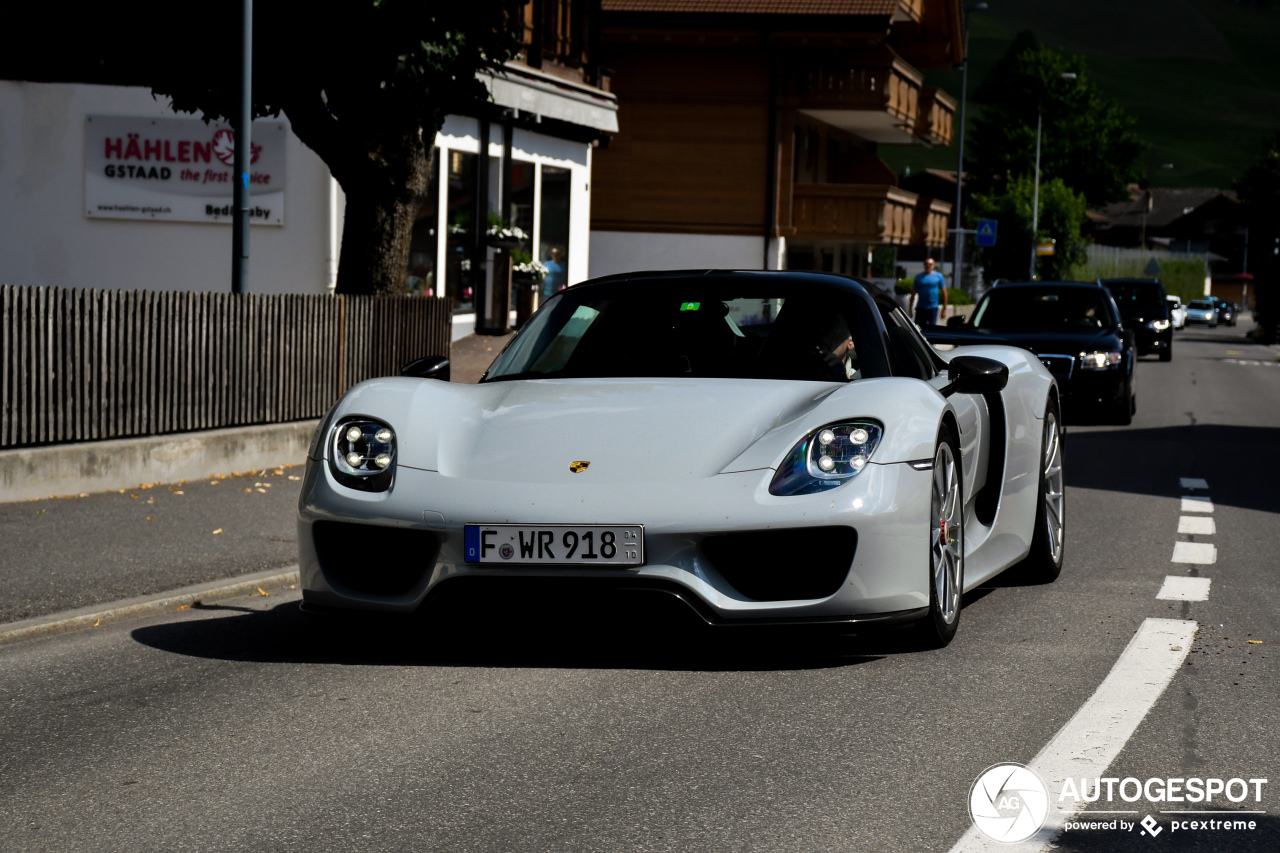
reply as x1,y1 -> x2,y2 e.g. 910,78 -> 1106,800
482,65 -> 619,134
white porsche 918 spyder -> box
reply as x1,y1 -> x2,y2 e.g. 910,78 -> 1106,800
297,271 -> 1064,646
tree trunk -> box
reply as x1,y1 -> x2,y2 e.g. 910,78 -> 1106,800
332,135 -> 436,296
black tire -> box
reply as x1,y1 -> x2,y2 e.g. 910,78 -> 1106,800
915,424 -> 964,648
1159,348 -> 1172,362
1019,398 -> 1066,582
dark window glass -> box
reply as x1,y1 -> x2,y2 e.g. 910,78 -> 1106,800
972,287 -> 1113,331
1104,281 -> 1168,310
446,150 -> 477,314
539,166 -> 571,299
881,307 -> 937,380
485,280 -> 887,382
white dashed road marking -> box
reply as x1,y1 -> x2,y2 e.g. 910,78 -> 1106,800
1179,477 -> 1209,490
948,619 -> 1199,852
1157,575 -> 1212,601
1177,515 -> 1216,535
1181,496 -> 1214,513
1172,542 -> 1217,564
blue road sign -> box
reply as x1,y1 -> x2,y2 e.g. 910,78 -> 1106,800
976,219 -> 998,247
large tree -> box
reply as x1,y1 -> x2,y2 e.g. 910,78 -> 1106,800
968,32 -> 1145,206
971,174 -> 1089,282
3,2 -> 523,295
1235,132 -> 1280,338
157,3 -> 523,295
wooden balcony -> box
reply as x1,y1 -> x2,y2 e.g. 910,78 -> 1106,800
790,183 -> 951,247
785,50 -> 952,146
915,86 -> 955,147
914,196 -> 952,248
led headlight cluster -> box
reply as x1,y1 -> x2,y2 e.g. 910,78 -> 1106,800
769,421 -> 883,496
1150,319 -> 1170,330
1079,351 -> 1123,370
329,417 -> 396,492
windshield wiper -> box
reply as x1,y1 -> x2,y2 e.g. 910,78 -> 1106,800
481,369 -> 567,383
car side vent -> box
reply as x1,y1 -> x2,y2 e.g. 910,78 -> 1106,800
312,521 -> 439,597
700,527 -> 857,601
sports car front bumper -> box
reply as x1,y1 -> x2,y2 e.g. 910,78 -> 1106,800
297,458 -> 935,624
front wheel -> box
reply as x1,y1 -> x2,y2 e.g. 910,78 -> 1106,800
916,425 -> 964,648
1019,400 -> 1066,581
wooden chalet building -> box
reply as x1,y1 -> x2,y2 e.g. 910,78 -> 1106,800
588,0 -> 963,279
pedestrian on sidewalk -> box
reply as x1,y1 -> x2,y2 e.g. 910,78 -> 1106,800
909,257 -> 948,327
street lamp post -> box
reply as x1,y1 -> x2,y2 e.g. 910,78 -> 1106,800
951,3 -> 986,297
1029,72 -> 1076,280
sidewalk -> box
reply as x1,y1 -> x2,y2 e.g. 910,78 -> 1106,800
450,331 -> 516,383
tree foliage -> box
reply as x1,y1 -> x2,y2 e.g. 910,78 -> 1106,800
150,3 -> 523,295
971,174 -> 1089,282
1235,132 -> 1280,337
968,32 -> 1145,206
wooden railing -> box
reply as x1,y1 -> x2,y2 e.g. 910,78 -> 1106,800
915,87 -> 956,147
0,286 -> 451,450
791,184 -> 921,246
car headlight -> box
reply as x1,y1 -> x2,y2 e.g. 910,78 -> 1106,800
1079,351 -> 1123,370
328,417 -> 396,492
769,421 -> 883,496
1150,319 -> 1170,330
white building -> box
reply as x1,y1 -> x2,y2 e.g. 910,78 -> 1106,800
0,68 -> 616,332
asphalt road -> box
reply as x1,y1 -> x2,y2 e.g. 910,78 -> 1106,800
1,319 -> 1277,852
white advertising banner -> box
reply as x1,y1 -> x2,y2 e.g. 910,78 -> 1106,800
84,114 -> 286,225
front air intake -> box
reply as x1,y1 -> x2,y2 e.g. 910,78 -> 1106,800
699,527 -> 857,601
312,521 -> 439,597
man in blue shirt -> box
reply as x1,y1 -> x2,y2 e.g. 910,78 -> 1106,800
909,257 -> 949,327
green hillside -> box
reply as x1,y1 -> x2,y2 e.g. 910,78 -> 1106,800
881,0 -> 1280,190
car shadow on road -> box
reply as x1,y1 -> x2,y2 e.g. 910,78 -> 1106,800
1065,423 -> 1280,515
130,593 -> 931,671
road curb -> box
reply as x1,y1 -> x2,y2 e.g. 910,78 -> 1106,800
0,566 -> 301,649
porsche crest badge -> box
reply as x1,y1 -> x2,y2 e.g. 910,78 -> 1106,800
569,461 -> 590,473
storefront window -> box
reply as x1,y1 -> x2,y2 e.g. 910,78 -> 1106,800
539,166 -> 572,298
404,151 -> 441,296
446,150 -> 477,314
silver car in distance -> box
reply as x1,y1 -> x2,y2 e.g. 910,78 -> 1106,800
297,271 -> 1064,646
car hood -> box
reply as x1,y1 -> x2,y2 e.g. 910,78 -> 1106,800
326,375 -> 951,484
1118,308 -> 1168,325
924,327 -> 1120,355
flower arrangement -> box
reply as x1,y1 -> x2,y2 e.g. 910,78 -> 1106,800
514,258 -> 549,280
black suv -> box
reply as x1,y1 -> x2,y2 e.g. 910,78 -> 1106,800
1100,278 -> 1172,362
924,281 -> 1137,424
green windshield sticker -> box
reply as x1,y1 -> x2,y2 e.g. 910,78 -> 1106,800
679,302 -> 701,311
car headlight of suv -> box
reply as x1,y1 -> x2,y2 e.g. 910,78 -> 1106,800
1150,319 -> 1170,330
1079,351 -> 1123,370
328,417 -> 397,492
769,421 -> 883,496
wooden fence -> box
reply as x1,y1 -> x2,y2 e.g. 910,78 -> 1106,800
0,285 -> 451,449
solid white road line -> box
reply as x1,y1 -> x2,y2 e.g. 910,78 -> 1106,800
1172,542 -> 1217,564
1181,496 -> 1214,513
948,618 -> 1198,853
1179,478 -> 1209,490
1177,515 -> 1216,535
1156,576 -> 1212,601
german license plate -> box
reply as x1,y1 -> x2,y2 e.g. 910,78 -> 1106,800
463,524 -> 644,566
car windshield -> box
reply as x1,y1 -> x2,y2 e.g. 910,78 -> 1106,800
1188,300 -> 1212,309
484,278 -> 887,382
971,287 -> 1112,331
1104,281 -> 1166,310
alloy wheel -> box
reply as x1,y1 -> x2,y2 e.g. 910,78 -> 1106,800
1042,413 -> 1065,563
931,442 -> 963,625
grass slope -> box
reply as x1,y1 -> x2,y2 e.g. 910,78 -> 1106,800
880,0 -> 1280,190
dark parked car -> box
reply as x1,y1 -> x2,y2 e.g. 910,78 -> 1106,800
925,281 -> 1136,424
1100,278 -> 1172,362
1211,297 -> 1236,327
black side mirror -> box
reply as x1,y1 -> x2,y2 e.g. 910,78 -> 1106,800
947,315 -> 967,328
401,355 -> 451,381
941,355 -> 1008,397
